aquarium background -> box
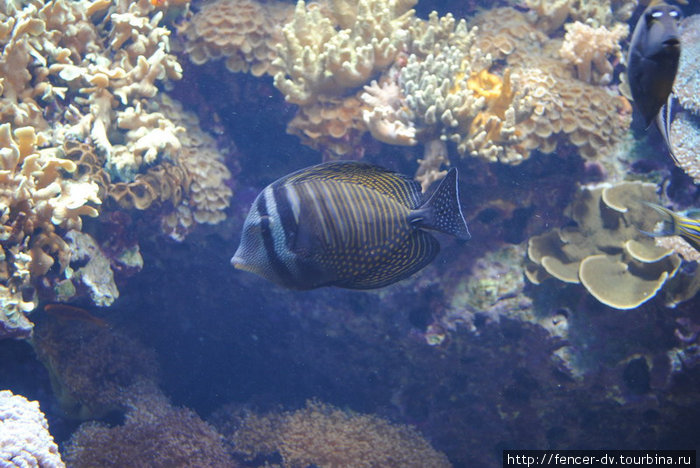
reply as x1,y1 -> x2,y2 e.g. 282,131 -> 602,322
1,0 -> 700,466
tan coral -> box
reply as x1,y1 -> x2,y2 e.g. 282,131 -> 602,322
559,21 -> 628,84
184,0 -> 293,77
1,123 -> 102,334
288,93 -> 368,159
526,182 -> 683,309
233,400 -> 451,467
273,0 -> 415,105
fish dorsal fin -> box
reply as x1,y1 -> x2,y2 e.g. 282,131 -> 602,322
409,168 -> 471,240
282,161 -> 423,208
335,230 -> 440,289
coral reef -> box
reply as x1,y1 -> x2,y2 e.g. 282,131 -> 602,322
63,383 -> 235,467
559,21 -> 628,84
31,316 -> 159,419
0,389 -> 65,467
526,182 -> 683,309
669,14 -> 700,184
0,0 -> 233,333
524,0 -> 636,32
272,0 -> 415,106
231,400 -> 451,468
184,0 -> 293,77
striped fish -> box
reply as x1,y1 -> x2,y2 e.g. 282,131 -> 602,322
643,202 -> 700,251
231,161 -> 470,290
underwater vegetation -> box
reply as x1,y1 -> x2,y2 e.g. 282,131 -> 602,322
1,0 -> 700,466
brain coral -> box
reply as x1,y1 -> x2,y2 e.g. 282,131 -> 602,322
0,390 -> 65,468
232,400 -> 451,468
525,182 -> 682,309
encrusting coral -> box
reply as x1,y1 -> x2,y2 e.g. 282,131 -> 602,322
669,14 -> 700,184
525,182 -> 682,309
0,390 -> 65,467
184,0 -> 293,77
231,400 -> 451,468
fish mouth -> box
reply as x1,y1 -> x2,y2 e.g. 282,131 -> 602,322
663,38 -> 680,48
231,256 -> 259,274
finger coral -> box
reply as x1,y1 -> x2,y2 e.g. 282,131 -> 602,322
232,400 -> 451,468
525,182 -> 682,309
559,21 -> 628,84
0,390 -> 65,468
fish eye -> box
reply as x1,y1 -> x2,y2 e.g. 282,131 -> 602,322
651,11 -> 663,18
669,10 -> 679,17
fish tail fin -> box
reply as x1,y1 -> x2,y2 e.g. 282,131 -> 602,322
411,168 -> 471,240
642,201 -> 679,236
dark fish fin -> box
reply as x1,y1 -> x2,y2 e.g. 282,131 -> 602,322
337,231 -> 440,289
655,93 -> 679,164
409,168 -> 471,241
282,161 -> 422,208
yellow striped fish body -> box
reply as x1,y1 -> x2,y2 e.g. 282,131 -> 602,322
232,161 -> 470,290
643,202 -> 700,251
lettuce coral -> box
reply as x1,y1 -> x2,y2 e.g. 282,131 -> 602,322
525,182 -> 682,309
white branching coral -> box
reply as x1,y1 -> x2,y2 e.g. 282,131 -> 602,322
361,78 -> 416,146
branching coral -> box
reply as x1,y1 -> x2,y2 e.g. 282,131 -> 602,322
525,182 -> 683,309
559,21 -> 628,84
0,390 -> 65,468
232,400 -> 451,468
272,0 -> 415,106
397,14 -> 533,164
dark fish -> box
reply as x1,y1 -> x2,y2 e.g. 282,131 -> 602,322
627,2 -> 682,128
642,202 -> 700,251
232,161 -> 470,290
43,303 -> 108,328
